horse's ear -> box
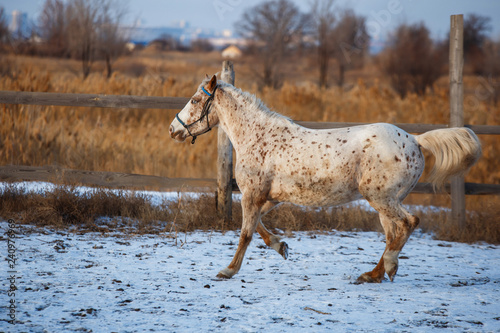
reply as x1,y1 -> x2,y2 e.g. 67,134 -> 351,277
208,75 -> 217,91
205,74 -> 210,79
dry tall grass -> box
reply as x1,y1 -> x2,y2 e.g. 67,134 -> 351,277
1,51 -> 499,241
1,184 -> 498,243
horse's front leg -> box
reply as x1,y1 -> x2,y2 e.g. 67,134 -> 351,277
216,194 -> 262,279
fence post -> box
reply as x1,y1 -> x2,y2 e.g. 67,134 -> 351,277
217,61 -> 235,223
449,14 -> 466,229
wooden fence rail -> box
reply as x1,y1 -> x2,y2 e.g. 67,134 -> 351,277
1,92 -> 498,134
0,90 -> 190,110
1,165 -> 499,196
0,165 -> 216,191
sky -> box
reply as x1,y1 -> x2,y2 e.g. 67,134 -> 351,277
2,0 -> 500,41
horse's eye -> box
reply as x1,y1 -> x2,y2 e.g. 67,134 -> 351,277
191,99 -> 198,105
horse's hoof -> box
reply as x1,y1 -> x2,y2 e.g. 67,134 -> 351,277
279,241 -> 289,260
387,269 -> 397,282
216,273 -> 231,279
385,263 -> 398,282
216,268 -> 234,279
356,272 -> 383,284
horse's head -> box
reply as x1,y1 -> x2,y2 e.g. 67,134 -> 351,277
169,75 -> 220,144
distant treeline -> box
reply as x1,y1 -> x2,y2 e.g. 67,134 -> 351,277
0,0 -> 498,96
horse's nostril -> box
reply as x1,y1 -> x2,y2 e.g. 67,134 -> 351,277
169,125 -> 174,135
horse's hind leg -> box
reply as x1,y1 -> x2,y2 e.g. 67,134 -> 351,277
357,201 -> 419,283
256,201 -> 288,259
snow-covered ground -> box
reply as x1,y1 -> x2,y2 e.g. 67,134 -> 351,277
1,220 -> 499,332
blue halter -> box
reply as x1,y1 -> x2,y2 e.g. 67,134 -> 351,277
201,86 -> 212,96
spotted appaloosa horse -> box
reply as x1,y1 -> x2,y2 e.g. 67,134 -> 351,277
169,75 -> 482,283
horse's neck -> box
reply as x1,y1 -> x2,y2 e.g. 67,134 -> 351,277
216,86 -> 286,150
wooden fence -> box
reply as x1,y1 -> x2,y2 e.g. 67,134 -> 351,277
1,15 -> 499,228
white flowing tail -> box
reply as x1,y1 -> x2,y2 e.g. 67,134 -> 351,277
416,127 -> 482,190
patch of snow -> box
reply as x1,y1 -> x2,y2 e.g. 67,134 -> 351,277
1,221 -> 499,332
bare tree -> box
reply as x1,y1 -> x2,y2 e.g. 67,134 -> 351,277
310,0 -> 336,88
482,39 -> 500,104
97,0 -> 128,78
332,9 -> 368,87
65,0 -> 100,79
61,0 -> 128,79
0,7 -> 10,47
236,0 -> 308,88
380,22 -> 445,98
38,0 -> 68,57
463,13 -> 492,74
0,8 -> 14,78
310,2 -> 368,88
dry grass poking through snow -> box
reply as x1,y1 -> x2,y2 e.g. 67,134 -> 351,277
0,184 -> 172,234
1,184 -> 498,244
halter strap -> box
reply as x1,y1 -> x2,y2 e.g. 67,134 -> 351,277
201,86 -> 212,96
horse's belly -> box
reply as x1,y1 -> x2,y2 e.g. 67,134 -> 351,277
268,176 -> 361,207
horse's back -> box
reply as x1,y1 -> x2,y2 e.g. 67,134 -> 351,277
264,122 -> 424,206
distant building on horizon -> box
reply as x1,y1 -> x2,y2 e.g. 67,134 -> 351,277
8,10 -> 29,37
221,45 -> 243,59
123,20 -> 246,50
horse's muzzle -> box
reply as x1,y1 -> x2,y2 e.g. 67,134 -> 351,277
169,125 -> 186,142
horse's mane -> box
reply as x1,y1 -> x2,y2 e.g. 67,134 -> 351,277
199,78 -> 292,124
